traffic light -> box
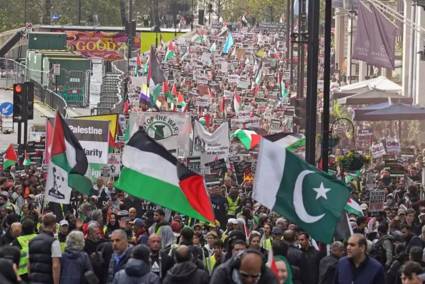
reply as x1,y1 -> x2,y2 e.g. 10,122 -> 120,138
25,82 -> 34,120
12,82 -> 34,122
13,83 -> 25,122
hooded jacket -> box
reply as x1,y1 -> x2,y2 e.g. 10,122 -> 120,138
60,249 -> 92,284
112,258 -> 160,284
162,261 -> 209,284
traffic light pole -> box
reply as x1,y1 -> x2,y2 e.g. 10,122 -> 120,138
23,121 -> 28,150
321,0 -> 332,172
17,122 -> 21,145
305,0 -> 320,165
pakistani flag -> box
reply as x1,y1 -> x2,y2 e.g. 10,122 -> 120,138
253,139 -> 350,243
45,112 -> 92,204
115,128 -> 215,222
3,144 -> 17,170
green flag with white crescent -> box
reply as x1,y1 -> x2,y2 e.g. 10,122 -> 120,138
253,139 -> 351,243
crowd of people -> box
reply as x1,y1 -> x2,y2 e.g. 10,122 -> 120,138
1,18 -> 425,284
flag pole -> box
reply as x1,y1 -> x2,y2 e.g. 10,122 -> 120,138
321,0 -> 332,172
305,0 -> 320,165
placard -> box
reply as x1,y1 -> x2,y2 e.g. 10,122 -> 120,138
369,190 -> 385,212
371,142 -> 386,159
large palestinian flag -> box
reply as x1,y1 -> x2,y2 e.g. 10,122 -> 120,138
45,112 -> 92,204
115,128 -> 215,222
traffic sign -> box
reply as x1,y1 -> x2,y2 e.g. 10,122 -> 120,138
0,102 -> 13,116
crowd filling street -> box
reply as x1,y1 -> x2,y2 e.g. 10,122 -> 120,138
1,17 -> 425,284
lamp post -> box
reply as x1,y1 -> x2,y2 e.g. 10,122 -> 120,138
321,0 -> 332,172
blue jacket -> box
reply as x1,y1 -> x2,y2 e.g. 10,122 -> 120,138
334,256 -> 385,284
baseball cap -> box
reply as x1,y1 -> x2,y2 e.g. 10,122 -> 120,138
59,220 -> 69,226
360,203 -> 368,211
272,227 -> 283,236
131,218 -> 144,227
228,218 -> 238,225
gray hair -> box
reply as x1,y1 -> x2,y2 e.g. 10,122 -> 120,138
66,230 -> 85,251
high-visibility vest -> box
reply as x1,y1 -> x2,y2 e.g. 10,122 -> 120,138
205,255 -> 217,275
226,196 -> 240,216
60,241 -> 66,253
262,237 -> 272,251
17,233 -> 37,276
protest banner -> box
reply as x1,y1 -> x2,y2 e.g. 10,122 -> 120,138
193,121 -> 230,166
386,138 -> 401,154
370,142 -> 386,159
129,112 -> 192,157
369,190 -> 386,212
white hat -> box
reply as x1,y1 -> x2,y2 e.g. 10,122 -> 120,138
59,220 -> 69,226
228,218 -> 238,225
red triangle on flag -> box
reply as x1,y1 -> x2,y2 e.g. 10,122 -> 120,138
4,144 -> 17,162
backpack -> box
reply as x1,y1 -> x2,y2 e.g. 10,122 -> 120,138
369,236 -> 393,265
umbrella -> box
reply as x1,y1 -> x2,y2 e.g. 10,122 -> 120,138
353,103 -> 425,121
333,76 -> 401,99
352,102 -> 392,121
337,89 -> 412,105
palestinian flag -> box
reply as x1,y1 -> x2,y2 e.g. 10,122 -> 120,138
163,48 -> 175,62
265,132 -> 305,155
172,83 -> 178,97
108,131 -> 118,153
23,151 -> 32,166
233,129 -> 261,150
345,198 -> 364,216
3,144 -> 17,170
115,128 -> 215,222
163,80 -> 174,103
45,112 -> 92,204
254,60 -> 263,85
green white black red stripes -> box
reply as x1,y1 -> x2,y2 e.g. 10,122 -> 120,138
115,128 -> 215,222
3,144 -> 17,170
233,129 -> 261,150
45,112 -> 91,204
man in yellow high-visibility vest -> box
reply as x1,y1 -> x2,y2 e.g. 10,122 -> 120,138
13,218 -> 37,278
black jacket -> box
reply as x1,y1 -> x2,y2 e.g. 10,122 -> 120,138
301,246 -> 322,284
149,250 -> 174,279
107,246 -> 133,283
162,261 -> 209,284
210,255 -> 278,284
319,254 -> 339,284
28,231 -> 55,284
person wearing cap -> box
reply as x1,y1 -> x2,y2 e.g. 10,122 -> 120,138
58,220 -> 69,253
131,218 -> 148,245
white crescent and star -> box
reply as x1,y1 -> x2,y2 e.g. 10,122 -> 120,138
293,170 -> 332,224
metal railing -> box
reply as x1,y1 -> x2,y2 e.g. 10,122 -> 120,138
0,57 -> 68,116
